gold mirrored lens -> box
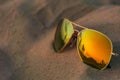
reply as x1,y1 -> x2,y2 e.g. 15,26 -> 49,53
77,29 -> 112,70
53,19 -> 74,52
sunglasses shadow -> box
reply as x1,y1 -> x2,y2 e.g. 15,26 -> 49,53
110,42 -> 120,69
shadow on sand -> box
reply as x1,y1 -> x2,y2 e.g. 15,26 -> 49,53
0,49 -> 13,80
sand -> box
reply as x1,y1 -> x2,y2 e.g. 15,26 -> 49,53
0,0 -> 120,80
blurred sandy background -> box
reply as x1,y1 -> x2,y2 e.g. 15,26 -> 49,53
0,0 -> 120,80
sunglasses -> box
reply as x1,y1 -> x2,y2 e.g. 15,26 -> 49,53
53,18 -> 118,70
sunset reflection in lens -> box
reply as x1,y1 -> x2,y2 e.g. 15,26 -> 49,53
77,29 -> 112,70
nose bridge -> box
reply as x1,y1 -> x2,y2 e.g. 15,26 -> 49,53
73,29 -> 79,38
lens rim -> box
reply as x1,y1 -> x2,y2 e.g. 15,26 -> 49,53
76,29 -> 113,70
53,18 -> 74,52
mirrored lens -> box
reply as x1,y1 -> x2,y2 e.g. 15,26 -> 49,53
53,19 -> 74,52
77,29 -> 112,70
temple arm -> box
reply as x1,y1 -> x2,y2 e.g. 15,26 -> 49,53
112,52 -> 119,56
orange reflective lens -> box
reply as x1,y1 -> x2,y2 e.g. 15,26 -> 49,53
53,18 -> 113,70
53,19 -> 74,52
77,29 -> 112,70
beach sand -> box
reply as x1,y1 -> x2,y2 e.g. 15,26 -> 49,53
0,0 -> 120,80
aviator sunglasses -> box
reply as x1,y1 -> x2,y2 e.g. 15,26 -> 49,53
53,18 -> 118,70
